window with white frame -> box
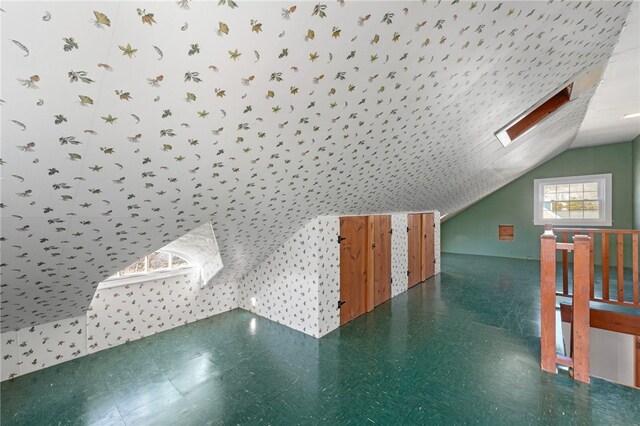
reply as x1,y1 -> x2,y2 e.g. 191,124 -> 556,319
533,174 -> 612,226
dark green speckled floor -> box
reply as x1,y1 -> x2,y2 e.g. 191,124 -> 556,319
2,254 -> 639,425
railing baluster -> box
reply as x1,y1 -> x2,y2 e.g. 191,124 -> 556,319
541,227 -> 639,383
540,229 -> 558,374
589,232 -> 595,300
562,232 -> 569,295
618,234 -> 624,303
572,235 -> 591,383
633,234 -> 638,306
602,233 -> 610,301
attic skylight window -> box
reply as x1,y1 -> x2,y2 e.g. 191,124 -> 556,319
494,63 -> 606,147
495,84 -> 573,147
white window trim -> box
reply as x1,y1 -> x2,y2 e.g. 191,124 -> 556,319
533,173 -> 612,227
98,265 -> 199,290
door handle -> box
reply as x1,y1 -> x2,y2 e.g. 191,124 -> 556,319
337,300 -> 346,310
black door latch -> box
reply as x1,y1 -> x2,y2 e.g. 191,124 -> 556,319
337,300 -> 346,309
337,235 -> 346,244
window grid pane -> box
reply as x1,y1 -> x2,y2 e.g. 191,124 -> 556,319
121,258 -> 146,275
535,174 -> 610,226
148,251 -> 170,271
171,255 -> 188,267
113,251 -> 190,278
541,180 -> 600,220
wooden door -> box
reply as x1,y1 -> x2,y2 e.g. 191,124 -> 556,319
339,216 -> 368,325
373,215 -> 392,306
421,213 -> 435,281
407,214 -> 422,288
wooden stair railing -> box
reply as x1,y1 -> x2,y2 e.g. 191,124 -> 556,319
554,227 -> 640,307
559,304 -> 640,337
540,226 -> 591,383
541,225 -> 640,385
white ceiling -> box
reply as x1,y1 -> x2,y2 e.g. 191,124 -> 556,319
573,1 -> 640,147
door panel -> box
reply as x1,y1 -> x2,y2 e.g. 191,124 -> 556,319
407,214 -> 422,288
373,215 -> 392,306
421,213 -> 435,280
339,216 -> 368,325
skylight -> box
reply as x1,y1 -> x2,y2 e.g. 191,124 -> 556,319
495,84 -> 573,147
495,64 -> 606,147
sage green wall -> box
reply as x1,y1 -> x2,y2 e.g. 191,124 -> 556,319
633,134 -> 640,230
442,142 -> 634,266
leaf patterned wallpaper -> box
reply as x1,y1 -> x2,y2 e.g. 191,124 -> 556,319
239,216 -> 331,337
1,315 -> 87,381
1,1 -> 632,332
1,212 -> 437,380
391,214 -> 409,297
86,269 -> 236,353
1,271 -> 237,381
239,212 -> 440,338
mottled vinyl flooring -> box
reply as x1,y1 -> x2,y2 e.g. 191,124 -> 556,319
1,254 -> 639,425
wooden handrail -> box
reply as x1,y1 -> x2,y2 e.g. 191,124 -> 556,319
553,228 -> 640,235
553,226 -> 639,308
541,225 -> 640,385
560,304 -> 640,336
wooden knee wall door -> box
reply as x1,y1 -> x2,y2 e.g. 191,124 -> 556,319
421,213 -> 435,281
373,215 -> 392,307
407,214 -> 422,288
339,215 -> 393,325
339,216 -> 369,325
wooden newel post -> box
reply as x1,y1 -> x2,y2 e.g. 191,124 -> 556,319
572,235 -> 591,383
540,226 -> 557,374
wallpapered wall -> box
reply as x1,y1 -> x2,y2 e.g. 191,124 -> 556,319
1,316 -> 86,381
317,216 -> 341,337
86,271 -> 237,353
239,212 -> 440,339
238,217 -> 331,337
2,211 -> 439,380
2,1 -> 632,333
1,271 -> 237,381
391,214 -> 409,297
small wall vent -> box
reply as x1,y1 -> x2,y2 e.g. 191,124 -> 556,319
498,225 -> 514,241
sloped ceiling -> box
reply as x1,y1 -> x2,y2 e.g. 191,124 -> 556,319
1,1 -> 632,332
572,0 -> 640,147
